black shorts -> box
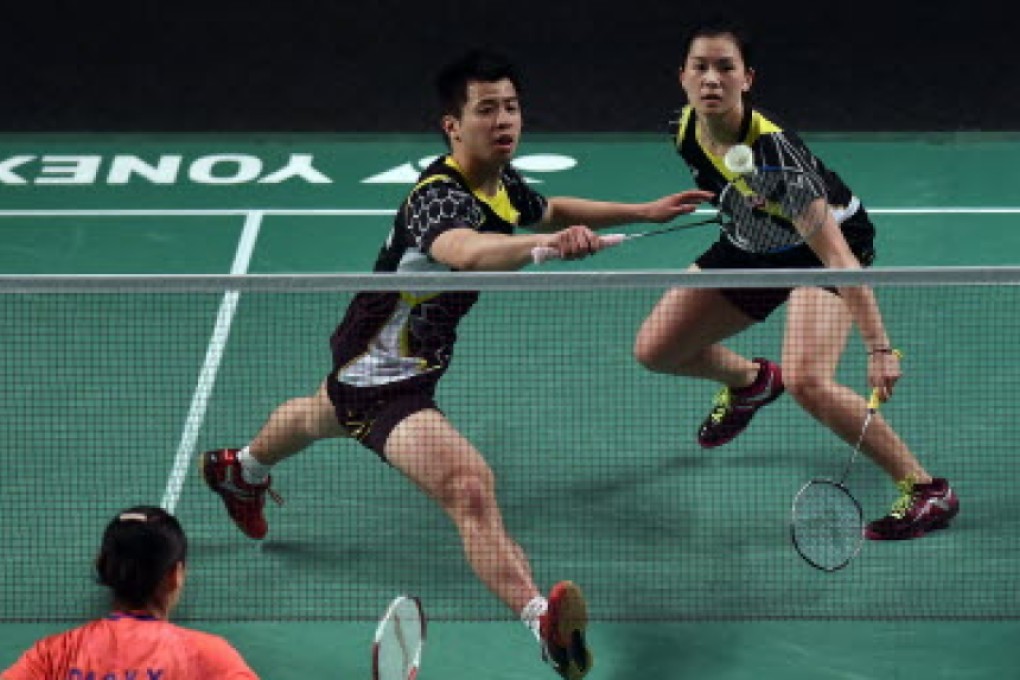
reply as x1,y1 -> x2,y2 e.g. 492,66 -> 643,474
324,372 -> 441,459
694,237 -> 876,322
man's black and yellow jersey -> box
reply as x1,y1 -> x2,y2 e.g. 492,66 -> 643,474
330,155 -> 547,387
670,104 -> 875,253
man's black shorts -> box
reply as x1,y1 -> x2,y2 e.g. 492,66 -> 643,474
324,372 -> 441,459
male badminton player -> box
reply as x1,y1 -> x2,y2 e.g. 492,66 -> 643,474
632,22 -> 958,540
199,49 -> 710,679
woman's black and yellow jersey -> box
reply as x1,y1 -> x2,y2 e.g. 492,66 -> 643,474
330,155 -> 547,388
670,105 -> 875,256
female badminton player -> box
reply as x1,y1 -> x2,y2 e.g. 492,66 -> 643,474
2,506 -> 258,679
632,22 -> 958,540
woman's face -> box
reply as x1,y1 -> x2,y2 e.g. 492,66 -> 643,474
680,34 -> 754,119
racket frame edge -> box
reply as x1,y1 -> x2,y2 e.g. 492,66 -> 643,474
789,477 -> 865,573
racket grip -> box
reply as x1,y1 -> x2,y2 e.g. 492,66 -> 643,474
867,349 -> 903,411
530,234 -> 627,265
530,246 -> 560,264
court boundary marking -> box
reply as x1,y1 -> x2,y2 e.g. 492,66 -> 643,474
159,211 -> 263,513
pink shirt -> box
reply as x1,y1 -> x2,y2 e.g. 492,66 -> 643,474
2,612 -> 258,680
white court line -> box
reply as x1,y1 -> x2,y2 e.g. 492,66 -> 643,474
160,211 -> 263,514
0,207 -> 1019,218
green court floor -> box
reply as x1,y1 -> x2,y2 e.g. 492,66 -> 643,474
2,133 -> 1019,679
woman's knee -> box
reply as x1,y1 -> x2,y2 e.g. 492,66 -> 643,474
633,331 -> 699,373
783,365 -> 835,407
633,331 -> 668,371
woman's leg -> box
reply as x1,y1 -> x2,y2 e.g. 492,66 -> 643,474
633,271 -> 758,386
783,287 -> 958,540
633,271 -> 785,448
782,287 -> 927,481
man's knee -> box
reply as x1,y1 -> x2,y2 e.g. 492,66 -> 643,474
441,468 -> 495,518
295,390 -> 341,438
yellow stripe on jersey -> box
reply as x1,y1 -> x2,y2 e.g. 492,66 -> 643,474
409,156 -> 521,225
739,111 -> 787,220
678,105 -> 794,222
400,291 -> 439,306
745,110 -> 782,144
679,104 -> 747,181
674,106 -> 694,148
411,174 -> 452,193
444,157 -> 520,224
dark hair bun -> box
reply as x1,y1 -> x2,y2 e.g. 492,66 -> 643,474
95,506 -> 187,608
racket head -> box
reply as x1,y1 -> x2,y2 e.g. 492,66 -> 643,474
372,595 -> 426,680
718,166 -> 829,254
790,478 -> 865,572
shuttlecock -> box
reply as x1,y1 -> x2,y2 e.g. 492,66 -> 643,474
723,144 -> 754,174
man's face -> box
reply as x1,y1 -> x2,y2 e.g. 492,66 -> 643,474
444,78 -> 521,166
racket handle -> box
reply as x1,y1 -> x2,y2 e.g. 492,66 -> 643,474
530,234 -> 628,265
866,349 -> 903,411
530,246 -> 560,264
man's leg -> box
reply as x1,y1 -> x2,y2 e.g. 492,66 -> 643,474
385,409 -> 591,679
201,380 -> 346,539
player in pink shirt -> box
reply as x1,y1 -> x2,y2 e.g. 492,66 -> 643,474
2,506 -> 258,680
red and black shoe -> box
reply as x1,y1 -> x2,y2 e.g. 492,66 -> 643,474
540,581 -> 592,680
865,477 -> 959,540
697,358 -> 785,448
199,448 -> 281,540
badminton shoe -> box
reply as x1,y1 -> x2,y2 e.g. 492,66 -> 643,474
200,448 -> 281,540
698,358 -> 784,448
540,581 -> 592,680
865,477 -> 959,540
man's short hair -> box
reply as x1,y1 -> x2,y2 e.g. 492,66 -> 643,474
435,49 -> 521,119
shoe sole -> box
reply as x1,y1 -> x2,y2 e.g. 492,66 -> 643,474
865,516 -> 955,541
548,581 -> 592,679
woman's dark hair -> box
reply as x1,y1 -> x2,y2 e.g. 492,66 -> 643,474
95,506 -> 187,609
435,48 -> 522,119
680,21 -> 755,70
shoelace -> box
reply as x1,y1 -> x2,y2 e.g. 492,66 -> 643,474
709,388 -> 733,423
889,478 -> 917,519
228,466 -> 285,506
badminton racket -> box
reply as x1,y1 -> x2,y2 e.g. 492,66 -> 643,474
790,350 -> 902,571
372,595 -> 426,680
532,146 -> 829,263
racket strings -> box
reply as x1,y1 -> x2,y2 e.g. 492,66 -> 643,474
720,169 -> 828,253
791,481 -> 863,571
